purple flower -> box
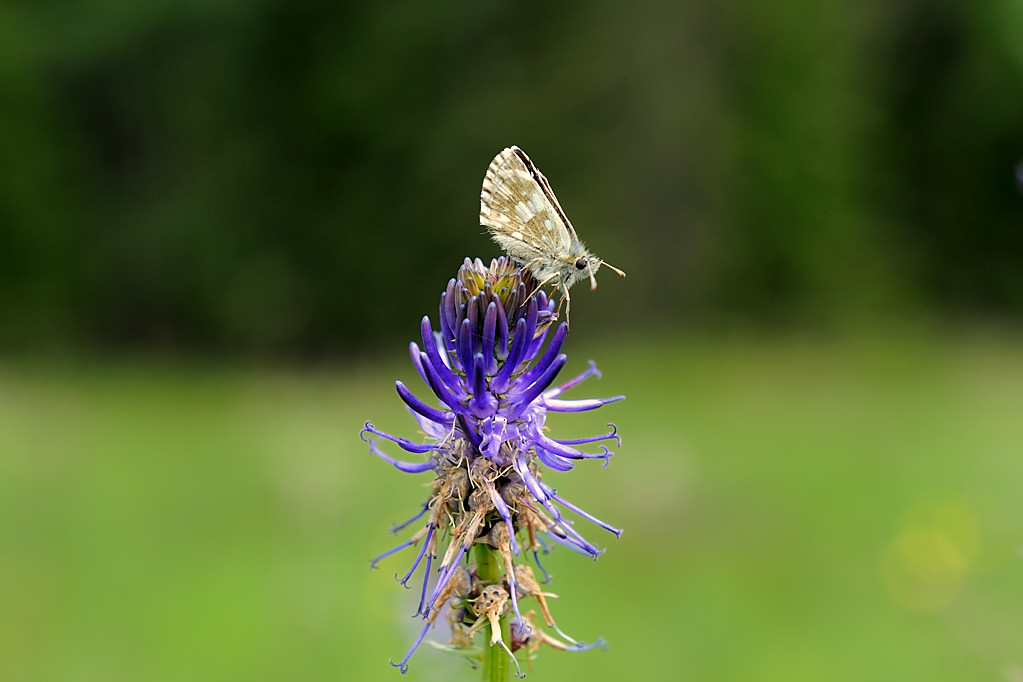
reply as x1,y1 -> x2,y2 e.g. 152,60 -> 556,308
362,257 -> 623,674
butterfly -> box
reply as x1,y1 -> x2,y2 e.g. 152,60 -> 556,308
479,146 -> 625,322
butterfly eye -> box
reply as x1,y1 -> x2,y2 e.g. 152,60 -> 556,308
575,258 -> 588,270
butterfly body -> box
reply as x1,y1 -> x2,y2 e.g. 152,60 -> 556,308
479,146 -> 624,319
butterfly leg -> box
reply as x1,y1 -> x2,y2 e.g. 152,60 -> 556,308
560,282 -> 572,327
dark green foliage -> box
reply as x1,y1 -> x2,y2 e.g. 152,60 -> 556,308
2,0 -> 1021,354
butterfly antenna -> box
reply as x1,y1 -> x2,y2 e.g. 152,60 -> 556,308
601,260 -> 627,279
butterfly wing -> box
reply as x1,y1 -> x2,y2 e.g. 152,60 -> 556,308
480,146 -> 575,261
507,147 -> 581,243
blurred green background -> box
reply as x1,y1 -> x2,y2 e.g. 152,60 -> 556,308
2,1 -> 1022,680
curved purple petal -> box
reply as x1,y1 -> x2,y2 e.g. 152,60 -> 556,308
398,524 -> 435,589
525,313 -> 552,360
532,431 -> 613,464
532,445 -> 577,471
481,301 -> 498,375
542,395 -> 625,412
494,297 -> 510,360
541,483 -> 623,538
516,322 -> 568,390
539,529 -> 603,559
544,359 -> 602,399
507,354 -> 567,418
412,349 -> 465,409
363,437 -> 437,473
390,503 -> 429,534
361,422 -> 440,455
456,412 -> 482,450
439,284 -> 458,353
468,353 -> 498,418
551,423 -> 621,448
456,318 -> 474,374
369,537 -> 419,569
480,416 -> 507,460
415,546 -> 434,616
423,542 -> 468,619
466,296 -> 481,357
420,317 -> 462,388
512,453 -> 563,522
491,317 -> 529,394
389,620 -> 432,674
522,297 -> 539,344
395,381 -> 452,425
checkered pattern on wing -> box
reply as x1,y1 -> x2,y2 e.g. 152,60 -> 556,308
480,147 -> 573,258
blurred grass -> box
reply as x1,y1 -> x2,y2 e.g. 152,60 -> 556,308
1,330 -> 1022,681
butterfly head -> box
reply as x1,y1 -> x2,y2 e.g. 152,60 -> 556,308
565,246 -> 625,292
557,239 -> 595,291
573,255 -> 596,290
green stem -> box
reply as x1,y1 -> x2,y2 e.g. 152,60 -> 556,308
475,543 -> 510,682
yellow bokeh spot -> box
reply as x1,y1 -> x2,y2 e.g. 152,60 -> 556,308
879,500 -> 979,613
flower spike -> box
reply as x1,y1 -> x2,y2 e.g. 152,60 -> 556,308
363,257 -> 623,674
